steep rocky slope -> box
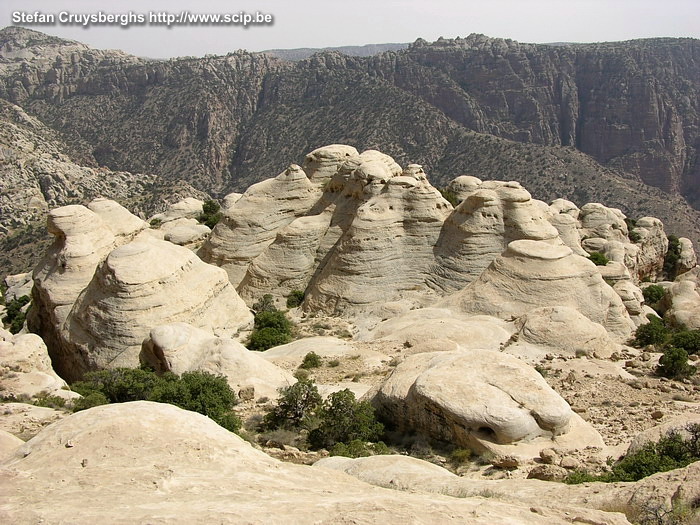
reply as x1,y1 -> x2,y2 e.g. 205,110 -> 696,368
0,27 -> 698,255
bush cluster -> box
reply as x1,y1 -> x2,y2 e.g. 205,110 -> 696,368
3,295 -> 30,334
198,199 -> 223,229
642,284 -> 666,305
286,290 -> 305,308
587,251 -> 609,266
262,380 -> 386,456
630,315 -> 699,379
438,188 -> 461,207
566,424 -> 700,484
664,235 -> 681,280
71,368 -> 241,432
300,351 -> 322,369
247,294 -> 294,351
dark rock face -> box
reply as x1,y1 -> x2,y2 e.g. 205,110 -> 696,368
0,27 -> 698,233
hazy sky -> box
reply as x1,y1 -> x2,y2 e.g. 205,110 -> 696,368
2,0 -> 699,58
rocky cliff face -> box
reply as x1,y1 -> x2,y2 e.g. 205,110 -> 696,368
1,27 -> 698,238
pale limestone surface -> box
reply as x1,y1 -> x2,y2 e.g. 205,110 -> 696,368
87,197 -> 148,240
261,336 -> 386,371
315,453 -> 698,524
367,308 -> 512,352
199,164 -> 321,286
442,240 -> 635,339
0,430 -> 22,461
0,332 -> 77,401
302,144 -> 360,183
0,401 -> 629,525
665,266 -> 700,329
59,238 -> 252,381
149,197 -> 203,224
141,323 -> 294,400
161,217 -> 211,247
371,350 -> 575,447
3,272 -> 32,302
511,306 -> 619,358
679,237 -> 698,275
429,180 -> 560,293
0,403 -> 67,440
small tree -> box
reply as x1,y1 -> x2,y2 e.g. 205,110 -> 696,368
198,200 -> 223,229
642,285 -> 665,305
632,315 -> 669,347
300,352 -> 322,369
286,290 -> 305,308
263,379 -> 322,430
308,389 -> 383,450
657,347 -> 696,379
669,330 -> 700,355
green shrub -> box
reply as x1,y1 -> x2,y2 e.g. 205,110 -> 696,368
149,371 -> 240,432
642,284 -> 666,305
248,326 -> 292,351
149,218 -> 162,228
254,310 -> 292,332
3,295 -> 30,334
664,235 -> 681,280
450,448 -> 473,465
263,379 -> 321,430
71,368 -> 240,432
73,391 -> 109,412
628,230 -> 641,243
252,294 -> 276,313
631,315 -> 669,347
657,347 -> 696,379
286,290 -> 305,308
248,303 -> 294,351
438,188 -> 461,207
300,352 -> 322,370
72,368 -> 160,403
668,330 -> 700,355
587,252 -> 609,266
565,424 -> 700,484
198,200 -> 223,229
308,389 -> 384,450
330,439 -> 390,458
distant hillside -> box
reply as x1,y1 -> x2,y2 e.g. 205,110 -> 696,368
0,26 -> 698,256
260,43 -> 409,61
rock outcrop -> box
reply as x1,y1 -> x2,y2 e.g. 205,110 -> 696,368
664,267 -> 700,329
0,401 -> 631,524
0,330 -> 76,401
141,323 -> 294,400
429,180 -> 560,293
199,164 -> 322,286
371,350 -> 577,447
442,240 -> 635,339
57,238 -> 252,380
509,306 -> 618,358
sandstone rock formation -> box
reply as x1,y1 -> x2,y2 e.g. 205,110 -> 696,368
429,179 -> 560,293
663,267 -> 700,329
304,163 -> 451,314
199,164 -> 321,286
0,401 -> 632,524
0,330 -> 77,401
315,452 -> 697,525
28,204 -> 118,352
57,238 -> 252,380
371,350 -> 580,448
442,239 -> 635,339
141,323 -> 294,400
509,306 -> 618,358
2,272 -> 32,302
0,403 -> 67,441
